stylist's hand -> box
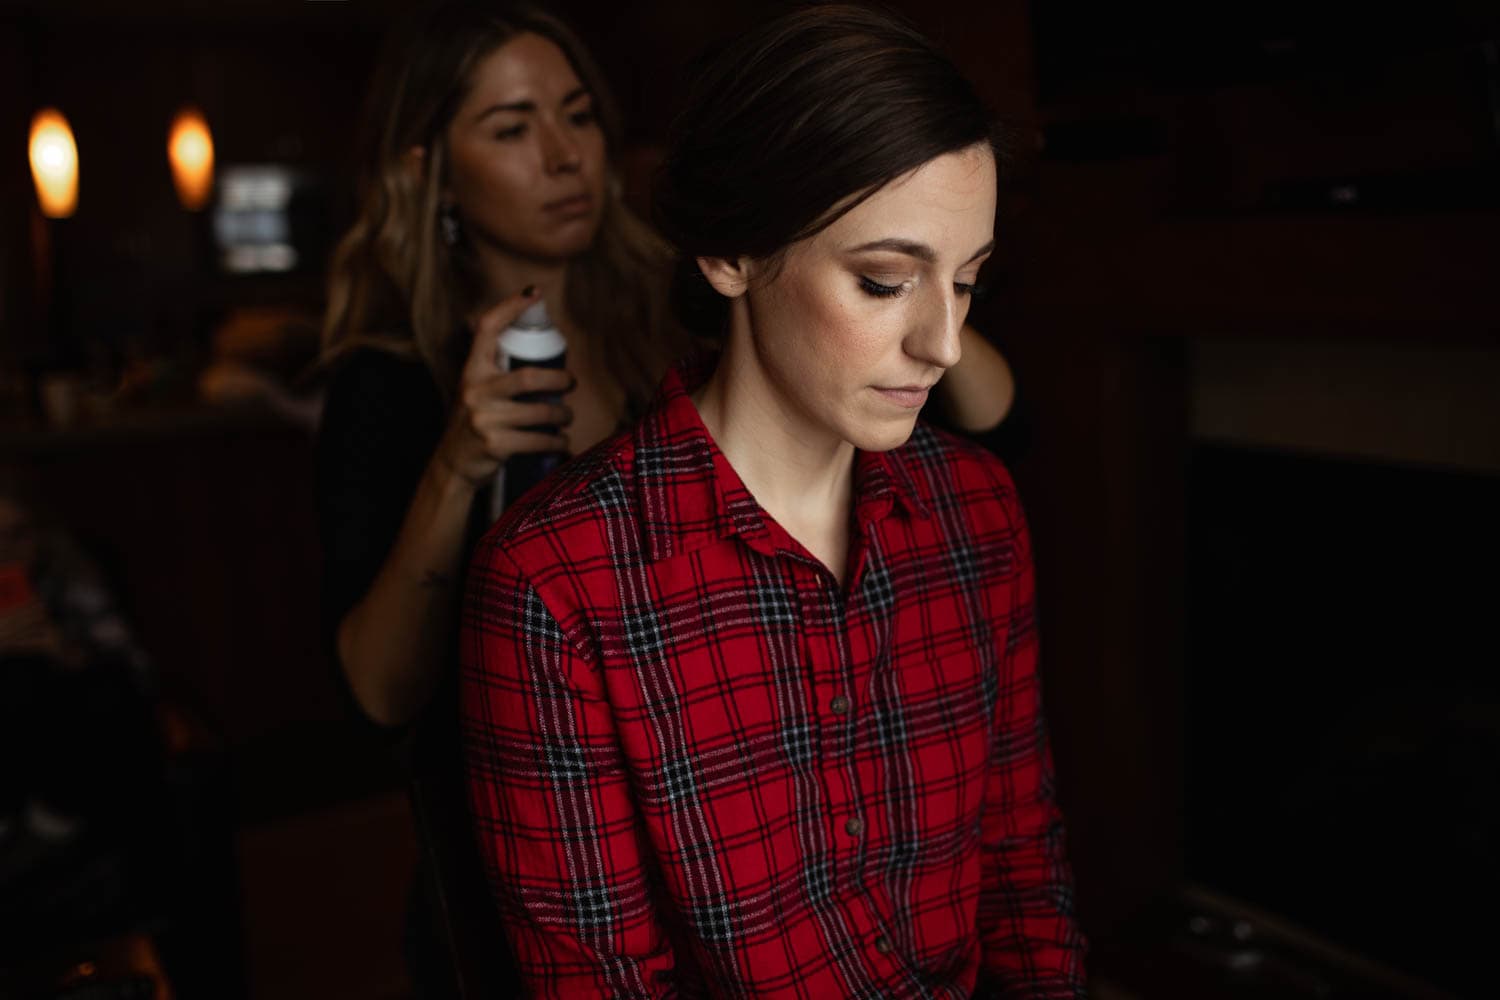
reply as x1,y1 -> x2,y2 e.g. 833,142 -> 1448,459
433,287 -> 573,489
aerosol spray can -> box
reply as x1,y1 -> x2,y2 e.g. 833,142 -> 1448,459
490,300 -> 567,519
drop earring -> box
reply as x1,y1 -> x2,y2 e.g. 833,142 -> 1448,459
440,204 -> 460,247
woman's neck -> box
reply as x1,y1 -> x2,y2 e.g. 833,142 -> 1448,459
692,333 -> 856,580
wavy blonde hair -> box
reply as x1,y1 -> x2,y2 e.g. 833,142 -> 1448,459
321,1 -> 685,413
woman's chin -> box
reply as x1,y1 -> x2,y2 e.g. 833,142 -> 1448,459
849,417 -> 922,453
480,220 -> 601,264
538,211 -> 604,258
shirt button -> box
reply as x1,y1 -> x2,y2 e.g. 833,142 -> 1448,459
874,935 -> 893,955
830,695 -> 850,715
845,816 -> 865,836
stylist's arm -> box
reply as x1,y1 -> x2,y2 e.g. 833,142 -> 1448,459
335,288 -> 574,726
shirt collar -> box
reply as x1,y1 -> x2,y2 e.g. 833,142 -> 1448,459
633,357 -> 930,564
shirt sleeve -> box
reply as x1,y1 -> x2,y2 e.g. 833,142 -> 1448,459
976,479 -> 1089,998
460,540 -> 678,998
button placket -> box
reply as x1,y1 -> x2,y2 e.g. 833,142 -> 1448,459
830,587 -> 867,860
793,561 -> 861,865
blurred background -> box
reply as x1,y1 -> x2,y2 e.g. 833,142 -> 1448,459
0,1 -> 1496,998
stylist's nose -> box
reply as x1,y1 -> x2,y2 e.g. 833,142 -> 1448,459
542,122 -> 582,175
905,288 -> 963,371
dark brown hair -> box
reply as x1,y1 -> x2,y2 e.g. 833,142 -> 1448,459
653,3 -> 1001,336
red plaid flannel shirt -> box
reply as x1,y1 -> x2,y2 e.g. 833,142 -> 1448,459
461,363 -> 1086,998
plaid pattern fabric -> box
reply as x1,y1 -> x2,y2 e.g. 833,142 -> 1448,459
461,363 -> 1086,998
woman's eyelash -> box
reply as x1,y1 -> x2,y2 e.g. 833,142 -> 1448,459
495,109 -> 594,140
859,276 -> 906,298
860,276 -> 990,300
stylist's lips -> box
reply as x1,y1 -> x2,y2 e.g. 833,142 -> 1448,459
544,193 -> 593,218
874,385 -> 932,408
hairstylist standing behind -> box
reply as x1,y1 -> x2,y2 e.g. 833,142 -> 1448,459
318,2 -> 684,734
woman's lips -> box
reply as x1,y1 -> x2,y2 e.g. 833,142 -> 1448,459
544,193 -> 593,218
873,385 -> 931,409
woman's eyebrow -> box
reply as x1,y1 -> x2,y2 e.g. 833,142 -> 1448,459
473,88 -> 590,122
475,100 -> 536,121
847,237 -> 995,263
965,239 -> 996,263
848,237 -> 934,262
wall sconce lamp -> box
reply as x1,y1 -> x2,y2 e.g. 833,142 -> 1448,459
168,106 -> 215,211
29,108 -> 79,218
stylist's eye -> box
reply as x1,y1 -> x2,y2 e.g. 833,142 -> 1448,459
569,107 -> 598,127
858,276 -> 908,299
956,281 -> 990,301
494,124 -> 526,141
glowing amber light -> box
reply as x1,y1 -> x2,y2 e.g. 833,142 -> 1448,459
168,107 -> 215,211
29,109 -> 79,218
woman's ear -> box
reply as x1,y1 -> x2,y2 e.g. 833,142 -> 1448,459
696,256 -> 752,299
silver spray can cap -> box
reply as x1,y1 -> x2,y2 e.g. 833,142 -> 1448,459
497,301 -> 565,365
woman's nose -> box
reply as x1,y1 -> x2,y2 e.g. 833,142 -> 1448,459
541,122 -> 582,174
906,289 -> 964,370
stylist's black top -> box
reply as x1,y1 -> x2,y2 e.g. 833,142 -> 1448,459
318,348 -> 449,647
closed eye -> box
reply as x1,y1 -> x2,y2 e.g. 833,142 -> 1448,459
859,276 -> 907,298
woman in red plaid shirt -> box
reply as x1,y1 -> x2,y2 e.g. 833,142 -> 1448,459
460,5 -> 1087,997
